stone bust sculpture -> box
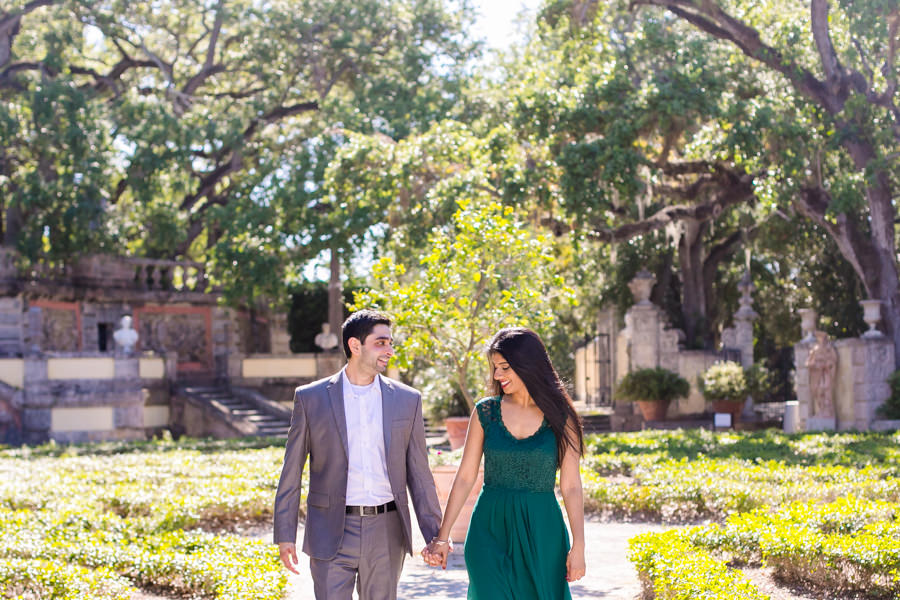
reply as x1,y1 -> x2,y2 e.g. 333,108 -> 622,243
806,330 -> 837,419
113,315 -> 139,354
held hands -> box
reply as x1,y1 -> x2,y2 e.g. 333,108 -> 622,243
420,537 -> 453,569
566,545 -> 586,582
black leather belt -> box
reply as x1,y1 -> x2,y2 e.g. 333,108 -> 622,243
345,500 -> 397,516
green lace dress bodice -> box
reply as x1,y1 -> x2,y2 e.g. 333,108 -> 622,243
463,396 -> 572,600
477,395 -> 557,492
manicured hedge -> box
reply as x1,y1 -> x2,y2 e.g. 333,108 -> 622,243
0,438 -> 293,599
600,430 -> 900,599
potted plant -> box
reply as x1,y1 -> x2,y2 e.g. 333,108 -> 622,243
616,367 -> 690,421
698,361 -> 748,423
425,387 -> 471,450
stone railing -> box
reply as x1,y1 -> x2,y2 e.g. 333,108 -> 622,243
128,258 -> 207,292
16,253 -> 209,293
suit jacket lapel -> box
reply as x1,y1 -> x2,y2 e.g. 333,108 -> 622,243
327,371 -> 349,459
380,375 -> 396,459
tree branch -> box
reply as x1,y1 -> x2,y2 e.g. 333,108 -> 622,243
590,172 -> 754,243
0,0 -> 58,68
810,0 -> 845,95
631,0 -> 842,113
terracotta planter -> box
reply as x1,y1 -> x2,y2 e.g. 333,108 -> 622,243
431,464 -> 484,542
712,399 -> 743,424
444,416 -> 470,450
635,399 -> 671,421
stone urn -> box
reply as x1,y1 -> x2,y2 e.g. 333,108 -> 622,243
861,299 -> 884,338
627,270 -> 656,305
798,308 -> 817,343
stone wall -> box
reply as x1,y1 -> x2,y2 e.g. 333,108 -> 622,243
18,353 -> 170,444
611,270 -> 757,427
795,335 -> 893,431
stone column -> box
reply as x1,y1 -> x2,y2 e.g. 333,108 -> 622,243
25,305 -> 42,355
850,299 -> 893,429
793,331 -> 814,431
22,356 -> 50,444
614,271 -> 664,431
0,295 -> 24,356
734,271 -> 758,417
215,307 -> 242,380
627,270 -> 663,370
269,312 -> 291,355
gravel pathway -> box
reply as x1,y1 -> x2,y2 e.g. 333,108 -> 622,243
131,518 -> 836,600
273,517 -> 674,600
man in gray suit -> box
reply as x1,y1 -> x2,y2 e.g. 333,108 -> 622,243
274,309 -> 442,599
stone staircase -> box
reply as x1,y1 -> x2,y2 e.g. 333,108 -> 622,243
582,413 -> 612,434
181,385 -> 291,438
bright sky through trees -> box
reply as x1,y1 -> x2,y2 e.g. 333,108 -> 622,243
471,0 -> 542,49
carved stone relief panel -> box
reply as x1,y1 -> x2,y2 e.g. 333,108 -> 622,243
37,304 -> 81,352
135,308 -> 212,370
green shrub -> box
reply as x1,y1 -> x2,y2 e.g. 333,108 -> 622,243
0,558 -> 134,600
876,369 -> 900,419
628,529 -> 769,599
698,361 -> 748,401
616,367 -> 690,403
0,440 -> 290,599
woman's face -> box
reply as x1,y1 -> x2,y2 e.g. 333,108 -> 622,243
491,352 -> 525,396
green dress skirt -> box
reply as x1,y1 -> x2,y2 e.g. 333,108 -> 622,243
464,396 -> 572,600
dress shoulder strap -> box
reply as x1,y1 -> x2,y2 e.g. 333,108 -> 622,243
475,396 -> 501,430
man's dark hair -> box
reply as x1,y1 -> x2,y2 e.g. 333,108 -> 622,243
341,309 -> 392,358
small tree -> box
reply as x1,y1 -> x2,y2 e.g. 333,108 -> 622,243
352,197 -> 575,412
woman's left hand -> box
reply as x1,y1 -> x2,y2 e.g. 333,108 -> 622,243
566,546 -> 586,582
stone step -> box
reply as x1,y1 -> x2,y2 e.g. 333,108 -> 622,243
247,415 -> 282,422
231,408 -> 260,416
582,414 -> 612,434
185,385 -> 290,437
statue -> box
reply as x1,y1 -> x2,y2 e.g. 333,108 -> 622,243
113,315 -> 139,355
806,331 -> 837,418
314,322 -> 338,352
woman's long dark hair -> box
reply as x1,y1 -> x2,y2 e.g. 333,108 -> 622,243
487,327 -> 584,466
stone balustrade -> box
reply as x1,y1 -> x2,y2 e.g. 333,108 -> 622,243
21,254 -> 209,293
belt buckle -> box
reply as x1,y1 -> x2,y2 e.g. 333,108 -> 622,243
362,505 -> 377,516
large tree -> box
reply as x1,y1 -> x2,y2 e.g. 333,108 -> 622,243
0,0 -> 475,304
626,0 -> 900,363
491,0 -> 762,347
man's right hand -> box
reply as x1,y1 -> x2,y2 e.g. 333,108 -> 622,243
278,542 -> 300,574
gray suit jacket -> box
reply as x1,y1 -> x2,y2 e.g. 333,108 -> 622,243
273,370 -> 442,560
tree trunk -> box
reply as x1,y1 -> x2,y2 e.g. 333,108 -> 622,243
3,203 -> 22,249
844,141 -> 900,367
327,245 -> 343,344
678,218 -> 708,348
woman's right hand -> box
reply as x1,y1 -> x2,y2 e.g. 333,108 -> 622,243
422,539 -> 452,569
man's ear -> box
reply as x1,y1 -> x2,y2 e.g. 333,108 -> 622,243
347,336 -> 361,356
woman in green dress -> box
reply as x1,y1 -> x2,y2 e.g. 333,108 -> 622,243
423,327 -> 586,599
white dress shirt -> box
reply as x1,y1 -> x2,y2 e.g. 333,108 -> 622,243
342,371 -> 394,506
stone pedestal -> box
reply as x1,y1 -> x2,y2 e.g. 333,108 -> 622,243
270,312 -> 291,355
795,334 -> 893,431
806,416 -> 836,431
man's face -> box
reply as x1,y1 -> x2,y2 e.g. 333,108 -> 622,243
351,323 -> 394,375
